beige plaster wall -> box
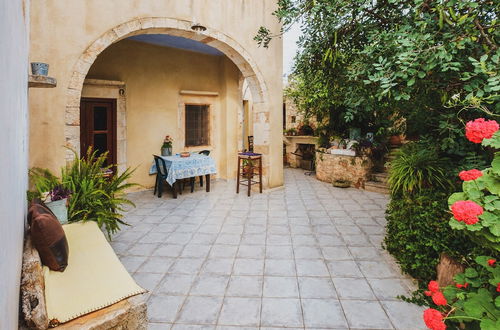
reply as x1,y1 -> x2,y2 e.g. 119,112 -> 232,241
85,39 -> 239,188
28,0 -> 283,188
0,0 -> 30,328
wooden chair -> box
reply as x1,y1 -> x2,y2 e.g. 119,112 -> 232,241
153,155 -> 179,198
198,150 -> 211,187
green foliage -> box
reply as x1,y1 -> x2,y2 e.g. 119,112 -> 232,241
431,256 -> 500,328
384,190 -> 483,281
259,0 -> 499,157
29,148 -> 138,239
448,132 -> 500,252
388,143 -> 452,194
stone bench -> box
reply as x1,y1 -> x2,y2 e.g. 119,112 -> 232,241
20,231 -> 147,329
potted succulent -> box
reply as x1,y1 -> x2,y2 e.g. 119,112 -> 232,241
161,135 -> 173,156
44,185 -> 71,224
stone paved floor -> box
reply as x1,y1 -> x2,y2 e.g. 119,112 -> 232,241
112,168 -> 425,329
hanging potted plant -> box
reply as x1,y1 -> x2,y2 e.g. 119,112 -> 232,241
242,159 -> 255,178
161,135 -> 173,156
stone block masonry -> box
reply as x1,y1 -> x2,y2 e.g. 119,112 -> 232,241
315,152 -> 372,188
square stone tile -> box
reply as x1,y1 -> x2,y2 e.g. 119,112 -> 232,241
301,299 -> 348,328
266,246 -> 293,259
153,244 -> 184,257
341,300 -> 393,329
166,233 -> 193,244
233,259 -> 264,275
177,296 -> 223,324
148,295 -> 185,323
348,246 -> 383,260
216,234 -> 242,245
327,260 -> 363,278
293,246 -> 322,259
298,277 -> 337,298
157,274 -> 196,295
263,277 -> 299,298
148,323 -> 172,330
295,260 -> 329,277
209,245 -> 238,258
181,244 -> 212,258
170,258 -> 205,275
172,325 -> 214,330
132,272 -> 163,292
261,298 -> 303,327
358,261 -> 401,278
237,245 -> 265,259
226,276 -> 263,297
138,257 -> 176,273
332,278 -> 376,300
264,259 -> 296,276
190,275 -> 230,296
368,278 -> 411,300
120,256 -> 147,273
381,300 -> 425,329
202,258 -> 234,275
342,234 -> 372,246
128,243 -> 159,256
218,297 -> 261,326
321,246 -> 352,260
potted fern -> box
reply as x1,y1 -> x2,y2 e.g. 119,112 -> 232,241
29,148 -> 138,239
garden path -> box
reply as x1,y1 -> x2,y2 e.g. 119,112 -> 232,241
112,168 -> 425,329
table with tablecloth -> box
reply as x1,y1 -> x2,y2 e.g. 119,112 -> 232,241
150,153 -> 217,186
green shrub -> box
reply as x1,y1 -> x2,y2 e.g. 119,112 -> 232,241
29,148 -> 138,238
384,190 -> 484,281
388,143 -> 452,195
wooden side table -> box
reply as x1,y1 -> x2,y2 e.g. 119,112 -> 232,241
236,153 -> 263,197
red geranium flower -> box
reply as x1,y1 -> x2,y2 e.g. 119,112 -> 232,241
432,291 -> 448,306
497,283 -> 500,293
423,308 -> 446,330
456,282 -> 469,289
424,290 -> 432,296
465,118 -> 499,143
451,200 -> 483,225
428,280 -> 440,293
458,169 -> 483,181
488,259 -> 496,266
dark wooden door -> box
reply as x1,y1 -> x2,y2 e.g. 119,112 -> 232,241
80,98 -> 117,168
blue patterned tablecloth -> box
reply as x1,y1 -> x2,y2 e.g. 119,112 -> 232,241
150,154 -> 217,186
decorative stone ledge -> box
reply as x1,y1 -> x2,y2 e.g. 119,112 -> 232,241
28,75 -> 57,88
315,151 -> 372,188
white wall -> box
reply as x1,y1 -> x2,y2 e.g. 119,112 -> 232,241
0,0 -> 30,328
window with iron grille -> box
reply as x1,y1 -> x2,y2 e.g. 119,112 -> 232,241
185,104 -> 209,147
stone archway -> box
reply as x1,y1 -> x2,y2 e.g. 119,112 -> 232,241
64,17 -> 271,183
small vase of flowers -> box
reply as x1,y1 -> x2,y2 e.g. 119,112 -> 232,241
161,135 -> 173,156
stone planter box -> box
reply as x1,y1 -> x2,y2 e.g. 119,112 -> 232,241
315,151 -> 372,188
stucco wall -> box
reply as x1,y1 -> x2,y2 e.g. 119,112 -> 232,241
84,39 -> 240,187
0,0 -> 29,328
28,0 -> 283,188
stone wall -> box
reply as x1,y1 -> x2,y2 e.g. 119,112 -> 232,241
315,152 -> 372,188
0,0 -> 30,328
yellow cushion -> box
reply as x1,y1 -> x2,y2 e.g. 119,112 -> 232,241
43,221 -> 146,325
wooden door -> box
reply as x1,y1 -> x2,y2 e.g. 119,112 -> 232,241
80,98 -> 117,169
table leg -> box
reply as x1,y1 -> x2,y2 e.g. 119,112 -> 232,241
205,174 -> 210,192
172,182 -> 177,199
259,157 -> 263,193
236,157 -> 241,194
247,166 -> 251,197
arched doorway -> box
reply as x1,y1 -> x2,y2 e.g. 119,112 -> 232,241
64,17 -> 272,186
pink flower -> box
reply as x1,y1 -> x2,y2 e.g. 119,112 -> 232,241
423,308 -> 446,330
465,118 -> 499,143
458,169 -> 483,181
451,200 -> 483,225
428,280 -> 440,293
432,291 -> 448,306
